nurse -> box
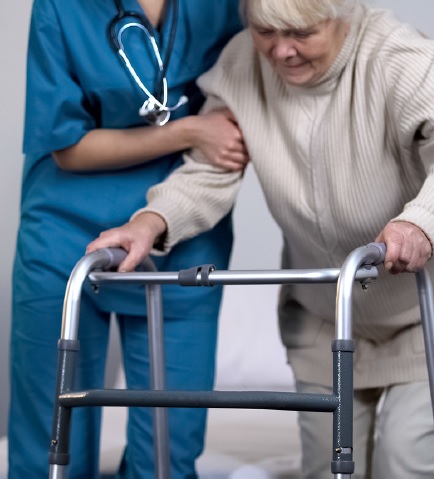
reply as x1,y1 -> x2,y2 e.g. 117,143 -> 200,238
9,0 -> 245,478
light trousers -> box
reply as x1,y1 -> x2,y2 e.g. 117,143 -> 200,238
296,380 -> 434,479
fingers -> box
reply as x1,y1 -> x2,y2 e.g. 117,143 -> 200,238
86,229 -> 138,272
375,221 -> 432,274
195,109 -> 251,170
86,213 -> 167,272
86,226 -> 150,272
86,228 -> 127,257
214,136 -> 250,171
216,149 -> 250,171
213,107 -> 237,123
118,246 -> 148,272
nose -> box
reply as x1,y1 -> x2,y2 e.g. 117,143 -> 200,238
272,35 -> 298,60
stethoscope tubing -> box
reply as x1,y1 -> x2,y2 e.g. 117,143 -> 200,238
117,23 -> 169,111
107,0 -> 183,124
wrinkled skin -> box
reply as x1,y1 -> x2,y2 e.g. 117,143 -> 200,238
376,221 -> 432,274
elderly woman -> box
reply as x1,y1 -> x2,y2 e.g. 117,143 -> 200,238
88,0 -> 434,477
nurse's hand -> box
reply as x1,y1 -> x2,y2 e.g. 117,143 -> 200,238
375,221 -> 432,274
192,108 -> 249,172
86,212 -> 167,272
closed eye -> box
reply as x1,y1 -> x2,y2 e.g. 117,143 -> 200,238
255,29 -> 274,37
251,23 -> 275,37
292,31 -> 313,39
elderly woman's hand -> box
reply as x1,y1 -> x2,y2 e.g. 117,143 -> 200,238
86,212 -> 167,272
375,221 -> 432,273
192,108 -> 250,171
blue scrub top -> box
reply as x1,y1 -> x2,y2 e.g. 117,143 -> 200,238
15,0 -> 242,316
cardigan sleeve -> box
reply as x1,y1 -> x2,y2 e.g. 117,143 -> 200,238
393,128 -> 434,251
132,155 -> 242,254
131,32 -> 252,254
381,28 -> 434,248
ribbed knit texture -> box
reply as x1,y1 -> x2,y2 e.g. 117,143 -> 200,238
136,3 -> 434,388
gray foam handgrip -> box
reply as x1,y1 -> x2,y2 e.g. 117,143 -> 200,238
99,248 -> 158,272
366,242 -> 386,265
100,248 -> 128,270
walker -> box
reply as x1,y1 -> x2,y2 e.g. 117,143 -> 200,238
48,243 -> 434,479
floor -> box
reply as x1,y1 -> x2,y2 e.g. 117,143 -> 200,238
0,407 -> 302,478
100,407 -> 302,478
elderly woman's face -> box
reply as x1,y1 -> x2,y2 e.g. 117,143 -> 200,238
250,18 -> 349,87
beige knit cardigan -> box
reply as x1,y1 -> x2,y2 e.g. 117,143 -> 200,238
137,4 -> 434,388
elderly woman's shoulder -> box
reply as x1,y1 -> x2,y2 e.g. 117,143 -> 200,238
213,29 -> 258,71
359,7 -> 434,61
197,29 -> 259,92
197,29 -> 261,103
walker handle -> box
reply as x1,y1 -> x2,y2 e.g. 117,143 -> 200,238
98,247 -> 157,273
365,242 -> 386,265
98,247 -> 128,270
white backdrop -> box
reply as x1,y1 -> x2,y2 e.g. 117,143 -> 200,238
2,0 -> 434,440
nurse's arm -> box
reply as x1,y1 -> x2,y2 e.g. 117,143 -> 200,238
52,109 -> 248,172
86,212 -> 167,272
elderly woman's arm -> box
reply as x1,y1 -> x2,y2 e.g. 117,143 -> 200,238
376,139 -> 434,274
373,32 -> 434,273
86,151 -> 243,271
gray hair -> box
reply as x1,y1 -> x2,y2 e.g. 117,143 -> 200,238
239,0 -> 359,29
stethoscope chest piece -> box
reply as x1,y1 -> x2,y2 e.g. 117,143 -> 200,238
139,98 -> 171,125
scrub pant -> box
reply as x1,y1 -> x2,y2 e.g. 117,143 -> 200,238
9,287 -> 221,479
296,380 -> 434,479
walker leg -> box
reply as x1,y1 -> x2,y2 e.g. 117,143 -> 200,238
332,340 -> 355,478
147,283 -> 170,479
48,339 -> 79,479
49,464 -> 68,479
416,270 -> 434,421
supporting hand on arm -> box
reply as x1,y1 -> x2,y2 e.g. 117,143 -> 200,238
375,221 -> 432,273
86,212 -> 167,272
190,108 -> 249,171
53,108 -> 248,172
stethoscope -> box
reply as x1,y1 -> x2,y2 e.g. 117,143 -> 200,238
107,0 -> 187,125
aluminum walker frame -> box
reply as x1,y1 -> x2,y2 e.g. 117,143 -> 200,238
48,242 -> 434,479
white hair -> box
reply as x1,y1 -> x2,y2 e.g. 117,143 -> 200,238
239,0 -> 359,29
